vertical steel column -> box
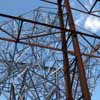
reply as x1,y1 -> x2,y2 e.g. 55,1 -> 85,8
57,0 -> 73,100
64,0 -> 91,100
10,83 -> 16,100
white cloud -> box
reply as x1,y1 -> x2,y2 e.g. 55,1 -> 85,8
84,16 -> 100,32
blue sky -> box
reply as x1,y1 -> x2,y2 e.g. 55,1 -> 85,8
0,0 -> 40,15
0,0 -> 99,100
92,83 -> 100,100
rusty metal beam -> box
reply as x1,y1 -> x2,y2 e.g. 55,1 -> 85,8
64,0 -> 91,100
0,37 -> 62,51
57,0 -> 73,100
0,37 -> 99,58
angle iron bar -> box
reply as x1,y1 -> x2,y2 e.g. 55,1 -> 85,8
89,0 -> 97,13
77,0 -> 89,12
0,37 -> 99,58
64,0 -> 91,100
0,13 -> 100,40
0,13 -> 66,30
57,0 -> 73,99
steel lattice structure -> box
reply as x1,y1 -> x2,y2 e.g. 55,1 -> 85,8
0,0 -> 100,100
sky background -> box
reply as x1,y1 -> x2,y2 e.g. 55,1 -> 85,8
0,0 -> 99,100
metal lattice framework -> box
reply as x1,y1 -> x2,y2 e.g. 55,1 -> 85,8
0,0 -> 100,100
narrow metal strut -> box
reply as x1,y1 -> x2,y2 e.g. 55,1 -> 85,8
57,0 -> 73,100
64,0 -> 91,100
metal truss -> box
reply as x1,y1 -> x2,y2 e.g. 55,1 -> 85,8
0,0 -> 100,100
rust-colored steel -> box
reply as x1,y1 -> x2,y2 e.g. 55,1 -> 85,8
57,0 -> 73,100
64,0 -> 91,100
0,37 -> 99,58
